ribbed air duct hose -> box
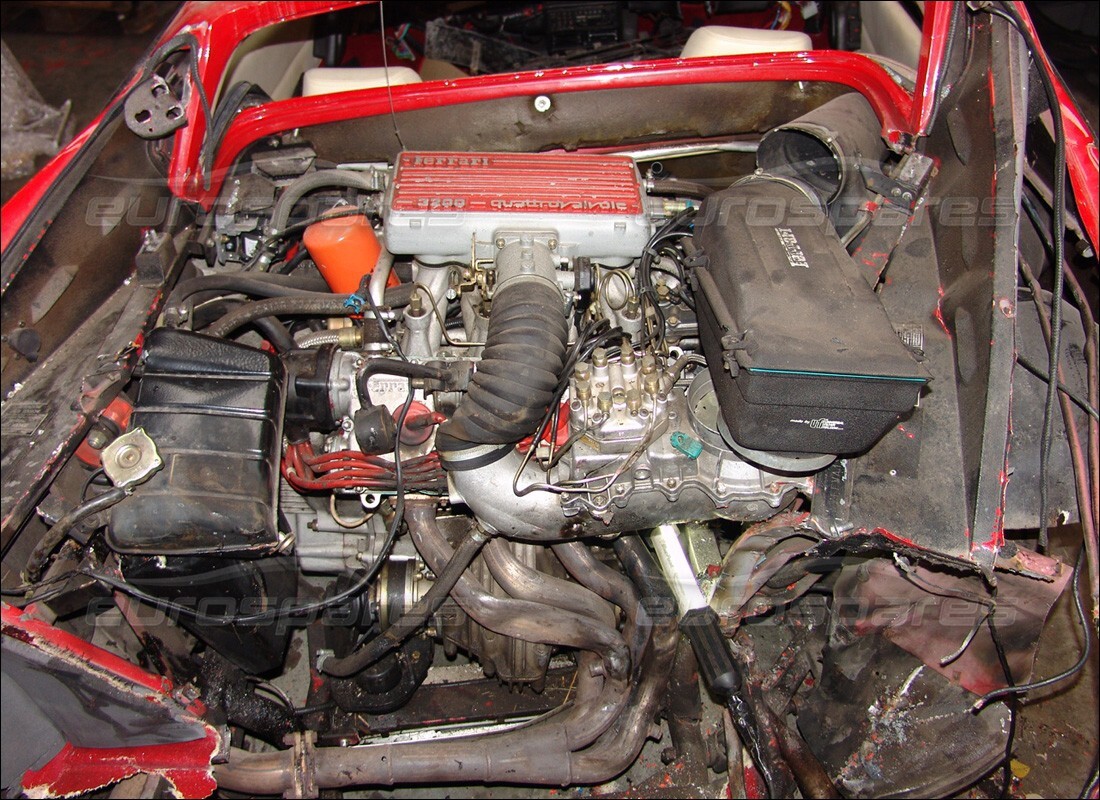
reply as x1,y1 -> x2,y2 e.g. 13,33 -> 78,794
436,240 -> 568,470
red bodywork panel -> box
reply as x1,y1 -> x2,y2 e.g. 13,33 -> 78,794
912,1 -> 1098,248
391,151 -> 644,215
2,604 -> 220,798
4,2 -> 1093,250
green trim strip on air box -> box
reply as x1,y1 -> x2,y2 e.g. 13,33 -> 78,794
745,367 -> 927,383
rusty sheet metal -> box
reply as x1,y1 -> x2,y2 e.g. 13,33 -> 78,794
833,552 -> 1071,696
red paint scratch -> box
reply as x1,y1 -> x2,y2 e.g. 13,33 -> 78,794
933,285 -> 952,338
869,527 -> 917,547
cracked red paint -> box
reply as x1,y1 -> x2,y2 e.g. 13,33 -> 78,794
4,604 -> 219,796
3,604 -> 170,696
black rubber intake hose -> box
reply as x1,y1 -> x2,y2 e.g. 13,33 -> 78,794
203,285 -> 416,340
169,273 -> 331,306
436,278 -> 568,470
269,169 -> 381,237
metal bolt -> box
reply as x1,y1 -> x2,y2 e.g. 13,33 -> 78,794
533,95 -> 552,113
597,391 -> 613,414
86,428 -> 110,450
547,238 -> 558,251
495,237 -> 506,249
574,363 -> 591,381
592,347 -> 608,368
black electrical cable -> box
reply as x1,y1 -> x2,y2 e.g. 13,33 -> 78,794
1016,353 -> 1099,419
275,248 -> 313,276
522,318 -> 624,471
270,207 -> 365,244
242,207 -> 365,272
293,701 -> 336,717
637,208 -> 695,350
83,381 -> 417,626
981,1 -> 1070,551
0,571 -> 75,599
361,276 -> 408,361
985,601 -> 1017,799
81,467 -> 109,502
972,548 -> 1091,710
24,487 -> 128,582
648,178 -> 715,200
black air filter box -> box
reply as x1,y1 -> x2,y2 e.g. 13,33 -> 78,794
693,176 -> 928,456
109,329 -> 287,555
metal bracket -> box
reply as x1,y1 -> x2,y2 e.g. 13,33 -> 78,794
860,152 -> 935,208
124,74 -> 187,140
135,230 -> 178,286
809,459 -> 854,537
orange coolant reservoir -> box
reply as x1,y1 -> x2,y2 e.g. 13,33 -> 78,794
302,214 -> 397,294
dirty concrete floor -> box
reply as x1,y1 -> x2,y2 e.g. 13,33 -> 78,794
2,3 -> 1098,798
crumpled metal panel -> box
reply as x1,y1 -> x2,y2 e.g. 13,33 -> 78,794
2,604 -> 220,798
